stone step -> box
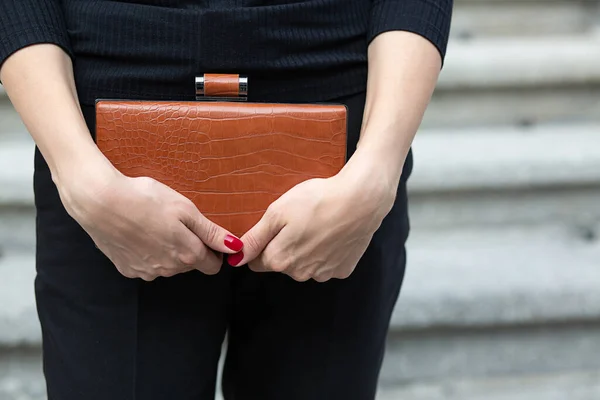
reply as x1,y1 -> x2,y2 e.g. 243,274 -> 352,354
439,37 -> 600,90
452,0 -> 600,38
409,185 -> 600,231
410,123 -> 600,193
3,218 -> 600,348
0,253 -> 39,346
424,36 -> 600,128
395,223 -> 600,331
0,87 -> 27,138
0,138 -> 35,252
0,137 -> 34,206
384,323 -> 600,385
408,123 -> 600,228
384,222 -> 600,383
381,369 -> 600,400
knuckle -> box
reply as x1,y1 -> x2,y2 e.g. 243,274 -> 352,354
260,252 -> 275,270
179,199 -> 198,217
290,272 -> 310,282
139,273 -> 157,282
157,267 -> 177,278
243,232 -> 262,254
134,176 -> 157,191
261,249 -> 294,272
203,222 -> 220,245
270,258 -> 289,273
274,253 -> 295,272
262,252 -> 282,272
201,263 -> 221,276
178,249 -> 203,267
178,253 -> 197,267
314,273 -> 333,283
248,261 -> 263,272
335,269 -> 353,280
265,203 -> 283,224
137,176 -> 154,184
195,250 -> 220,275
118,268 -> 137,279
194,246 -> 209,263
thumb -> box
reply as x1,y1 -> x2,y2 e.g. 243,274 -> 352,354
229,212 -> 283,266
182,209 -> 243,254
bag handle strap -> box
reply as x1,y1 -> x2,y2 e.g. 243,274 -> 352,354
195,74 -> 248,101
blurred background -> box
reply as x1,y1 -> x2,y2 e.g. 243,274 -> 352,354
1,0 -> 600,399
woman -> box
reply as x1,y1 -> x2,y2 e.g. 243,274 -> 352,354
0,1 -> 452,399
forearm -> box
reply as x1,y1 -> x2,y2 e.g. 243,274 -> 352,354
355,31 -> 442,189
0,44 -> 114,188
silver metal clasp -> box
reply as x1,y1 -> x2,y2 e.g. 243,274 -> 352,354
195,75 -> 248,101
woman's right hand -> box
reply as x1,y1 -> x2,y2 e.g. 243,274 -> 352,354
56,162 -> 244,281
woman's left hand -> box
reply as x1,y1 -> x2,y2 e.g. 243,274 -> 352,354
228,151 -> 399,282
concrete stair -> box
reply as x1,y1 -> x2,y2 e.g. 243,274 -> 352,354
408,123 -> 600,228
381,370 -> 600,400
424,36 -> 600,128
0,136 -> 35,253
0,88 -> 25,139
451,0 -> 600,38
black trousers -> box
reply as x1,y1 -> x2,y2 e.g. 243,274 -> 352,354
33,90 -> 412,400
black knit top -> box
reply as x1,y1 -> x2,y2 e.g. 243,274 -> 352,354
0,0 -> 452,104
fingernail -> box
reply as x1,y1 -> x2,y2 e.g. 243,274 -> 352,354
227,251 -> 244,267
224,234 -> 244,252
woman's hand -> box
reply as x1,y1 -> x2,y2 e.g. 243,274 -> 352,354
229,149 -> 398,282
57,162 -> 244,281
3,45 -> 245,281
228,32 -> 442,282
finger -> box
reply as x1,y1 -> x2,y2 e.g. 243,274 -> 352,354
179,204 -> 244,254
233,208 -> 285,267
175,224 -> 223,275
156,265 -> 193,278
313,271 -> 334,283
246,240 -> 272,272
196,250 -> 223,276
249,226 -> 295,273
176,225 -> 209,265
332,239 -> 370,280
287,272 -> 311,282
247,261 -> 268,273
137,271 -> 157,282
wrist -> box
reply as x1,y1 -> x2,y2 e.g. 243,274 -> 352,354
351,138 -> 409,190
51,144 -> 121,213
50,139 -> 115,186
338,146 -> 404,217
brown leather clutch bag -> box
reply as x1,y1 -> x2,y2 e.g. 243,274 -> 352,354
95,74 -> 347,236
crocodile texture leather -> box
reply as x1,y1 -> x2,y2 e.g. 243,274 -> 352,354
204,73 -> 240,97
95,100 -> 347,237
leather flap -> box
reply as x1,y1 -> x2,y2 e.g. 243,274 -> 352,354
95,100 -> 347,236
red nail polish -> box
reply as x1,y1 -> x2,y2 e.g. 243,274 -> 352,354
224,234 -> 243,252
228,251 -> 244,267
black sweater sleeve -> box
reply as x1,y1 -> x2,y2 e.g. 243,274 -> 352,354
368,0 -> 453,63
0,0 -> 72,69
